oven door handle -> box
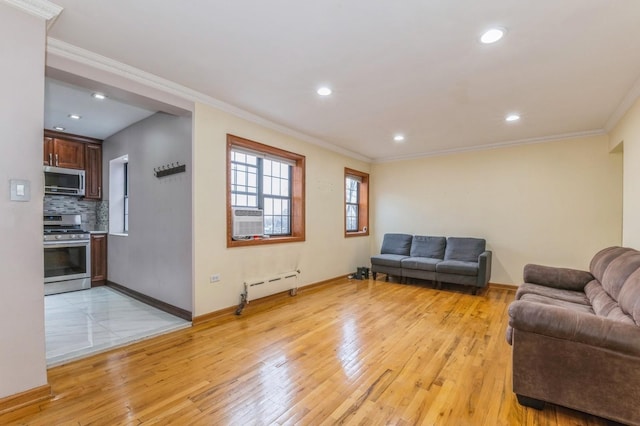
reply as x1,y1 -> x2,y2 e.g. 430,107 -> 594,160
44,241 -> 90,247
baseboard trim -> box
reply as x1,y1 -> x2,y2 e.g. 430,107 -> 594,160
489,282 -> 518,292
0,384 -> 51,415
106,281 -> 192,321
192,275 -> 346,325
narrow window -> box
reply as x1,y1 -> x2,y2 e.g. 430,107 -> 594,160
123,161 -> 129,233
345,168 -> 369,237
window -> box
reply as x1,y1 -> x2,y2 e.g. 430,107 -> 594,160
345,168 -> 369,237
227,134 -> 305,247
124,161 -> 129,233
108,154 -> 129,235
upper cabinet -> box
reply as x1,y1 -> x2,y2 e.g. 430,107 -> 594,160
85,143 -> 103,200
44,130 -> 103,200
43,137 -> 85,169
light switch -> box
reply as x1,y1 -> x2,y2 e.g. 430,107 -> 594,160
10,179 -> 30,202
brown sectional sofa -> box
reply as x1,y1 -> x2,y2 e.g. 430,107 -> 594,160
506,246 -> 640,425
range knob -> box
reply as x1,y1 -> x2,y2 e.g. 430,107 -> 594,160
70,234 -> 76,239
55,235 -> 62,240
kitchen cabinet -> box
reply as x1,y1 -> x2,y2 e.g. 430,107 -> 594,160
43,137 -> 85,169
91,233 -> 108,285
85,143 -> 103,200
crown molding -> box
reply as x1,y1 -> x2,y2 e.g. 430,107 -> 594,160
46,38 -> 371,163
604,72 -> 640,132
2,0 -> 62,20
372,129 -> 607,163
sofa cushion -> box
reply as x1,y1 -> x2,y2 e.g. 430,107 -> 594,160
380,233 -> 413,256
410,236 -> 446,259
589,246 -> 634,284
519,293 -> 595,315
617,268 -> 640,326
371,254 -> 408,268
599,251 -> 640,300
516,282 -> 591,305
444,237 -> 485,262
401,257 -> 440,271
436,260 -> 478,276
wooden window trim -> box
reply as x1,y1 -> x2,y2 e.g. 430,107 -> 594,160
227,134 -> 305,247
344,168 -> 369,238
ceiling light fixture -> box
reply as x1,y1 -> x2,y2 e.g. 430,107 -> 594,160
505,114 -> 520,122
92,92 -> 107,100
53,126 -> 65,131
317,87 -> 332,96
68,114 -> 81,120
481,28 -> 505,44
394,135 -> 405,142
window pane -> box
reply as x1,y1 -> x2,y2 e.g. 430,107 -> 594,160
264,198 -> 273,215
264,160 -> 271,176
280,179 -> 289,197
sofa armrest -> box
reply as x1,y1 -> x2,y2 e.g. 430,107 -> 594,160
477,251 -> 492,286
509,300 -> 640,356
523,264 -> 593,291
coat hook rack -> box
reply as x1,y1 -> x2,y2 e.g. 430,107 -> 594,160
154,161 -> 186,178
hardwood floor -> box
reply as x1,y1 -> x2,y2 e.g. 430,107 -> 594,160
1,278 -> 615,425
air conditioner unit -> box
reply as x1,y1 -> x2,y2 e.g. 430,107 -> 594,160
232,208 -> 264,238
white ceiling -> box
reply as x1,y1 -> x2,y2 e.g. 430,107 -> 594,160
45,0 -> 640,161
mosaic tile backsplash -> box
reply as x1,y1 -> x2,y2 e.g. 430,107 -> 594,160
44,195 -> 108,229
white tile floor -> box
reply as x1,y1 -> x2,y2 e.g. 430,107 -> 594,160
45,286 -> 190,367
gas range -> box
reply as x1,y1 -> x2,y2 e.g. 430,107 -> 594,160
44,214 -> 90,242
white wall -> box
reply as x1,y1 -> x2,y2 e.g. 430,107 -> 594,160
609,97 -> 640,249
193,103 -> 371,316
103,113 -> 193,312
371,135 -> 622,285
0,3 -> 48,398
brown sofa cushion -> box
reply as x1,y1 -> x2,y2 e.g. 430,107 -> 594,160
599,251 -> 640,300
589,246 -> 634,284
617,268 -> 640,326
516,282 -> 591,305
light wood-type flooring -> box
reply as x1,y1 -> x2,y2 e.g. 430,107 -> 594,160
1,278 -> 616,425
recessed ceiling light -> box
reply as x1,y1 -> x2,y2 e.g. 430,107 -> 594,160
53,126 -> 65,131
481,28 -> 505,44
317,87 -> 332,96
505,114 -> 520,122
92,92 -> 106,100
68,114 -> 81,120
394,135 -> 405,142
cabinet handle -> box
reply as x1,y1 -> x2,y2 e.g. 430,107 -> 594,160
55,154 -> 59,166
98,187 -> 101,198
48,153 -> 52,166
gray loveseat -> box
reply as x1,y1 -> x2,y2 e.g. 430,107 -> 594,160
506,246 -> 640,425
370,233 -> 492,294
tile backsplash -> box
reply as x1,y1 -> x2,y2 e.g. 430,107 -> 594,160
44,195 -> 108,229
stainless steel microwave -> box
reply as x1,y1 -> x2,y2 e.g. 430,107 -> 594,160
44,166 -> 85,196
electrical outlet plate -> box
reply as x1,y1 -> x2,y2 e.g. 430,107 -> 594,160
210,274 -> 221,283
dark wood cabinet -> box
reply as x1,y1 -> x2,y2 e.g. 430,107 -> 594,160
85,143 -> 103,200
91,233 -> 108,285
43,137 -> 85,169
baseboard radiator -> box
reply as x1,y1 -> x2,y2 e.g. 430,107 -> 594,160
235,270 -> 300,315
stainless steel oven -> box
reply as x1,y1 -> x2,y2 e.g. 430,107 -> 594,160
44,214 -> 91,295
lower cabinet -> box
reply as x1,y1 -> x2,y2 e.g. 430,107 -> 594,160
91,233 -> 108,285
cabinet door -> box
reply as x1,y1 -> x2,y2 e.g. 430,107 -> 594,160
91,234 -> 108,284
53,139 -> 85,169
85,143 -> 103,200
43,137 -> 53,166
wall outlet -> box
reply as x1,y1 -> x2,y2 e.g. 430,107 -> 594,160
210,274 -> 221,283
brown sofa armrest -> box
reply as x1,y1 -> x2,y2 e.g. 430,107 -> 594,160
509,300 -> 640,356
523,264 -> 594,291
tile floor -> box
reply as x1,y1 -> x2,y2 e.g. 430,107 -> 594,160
45,286 -> 190,367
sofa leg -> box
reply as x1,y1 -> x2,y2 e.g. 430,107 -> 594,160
472,287 -> 478,296
372,272 -> 377,280
516,394 -> 545,410
385,275 -> 389,282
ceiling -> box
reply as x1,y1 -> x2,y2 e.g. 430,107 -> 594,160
45,0 -> 640,161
